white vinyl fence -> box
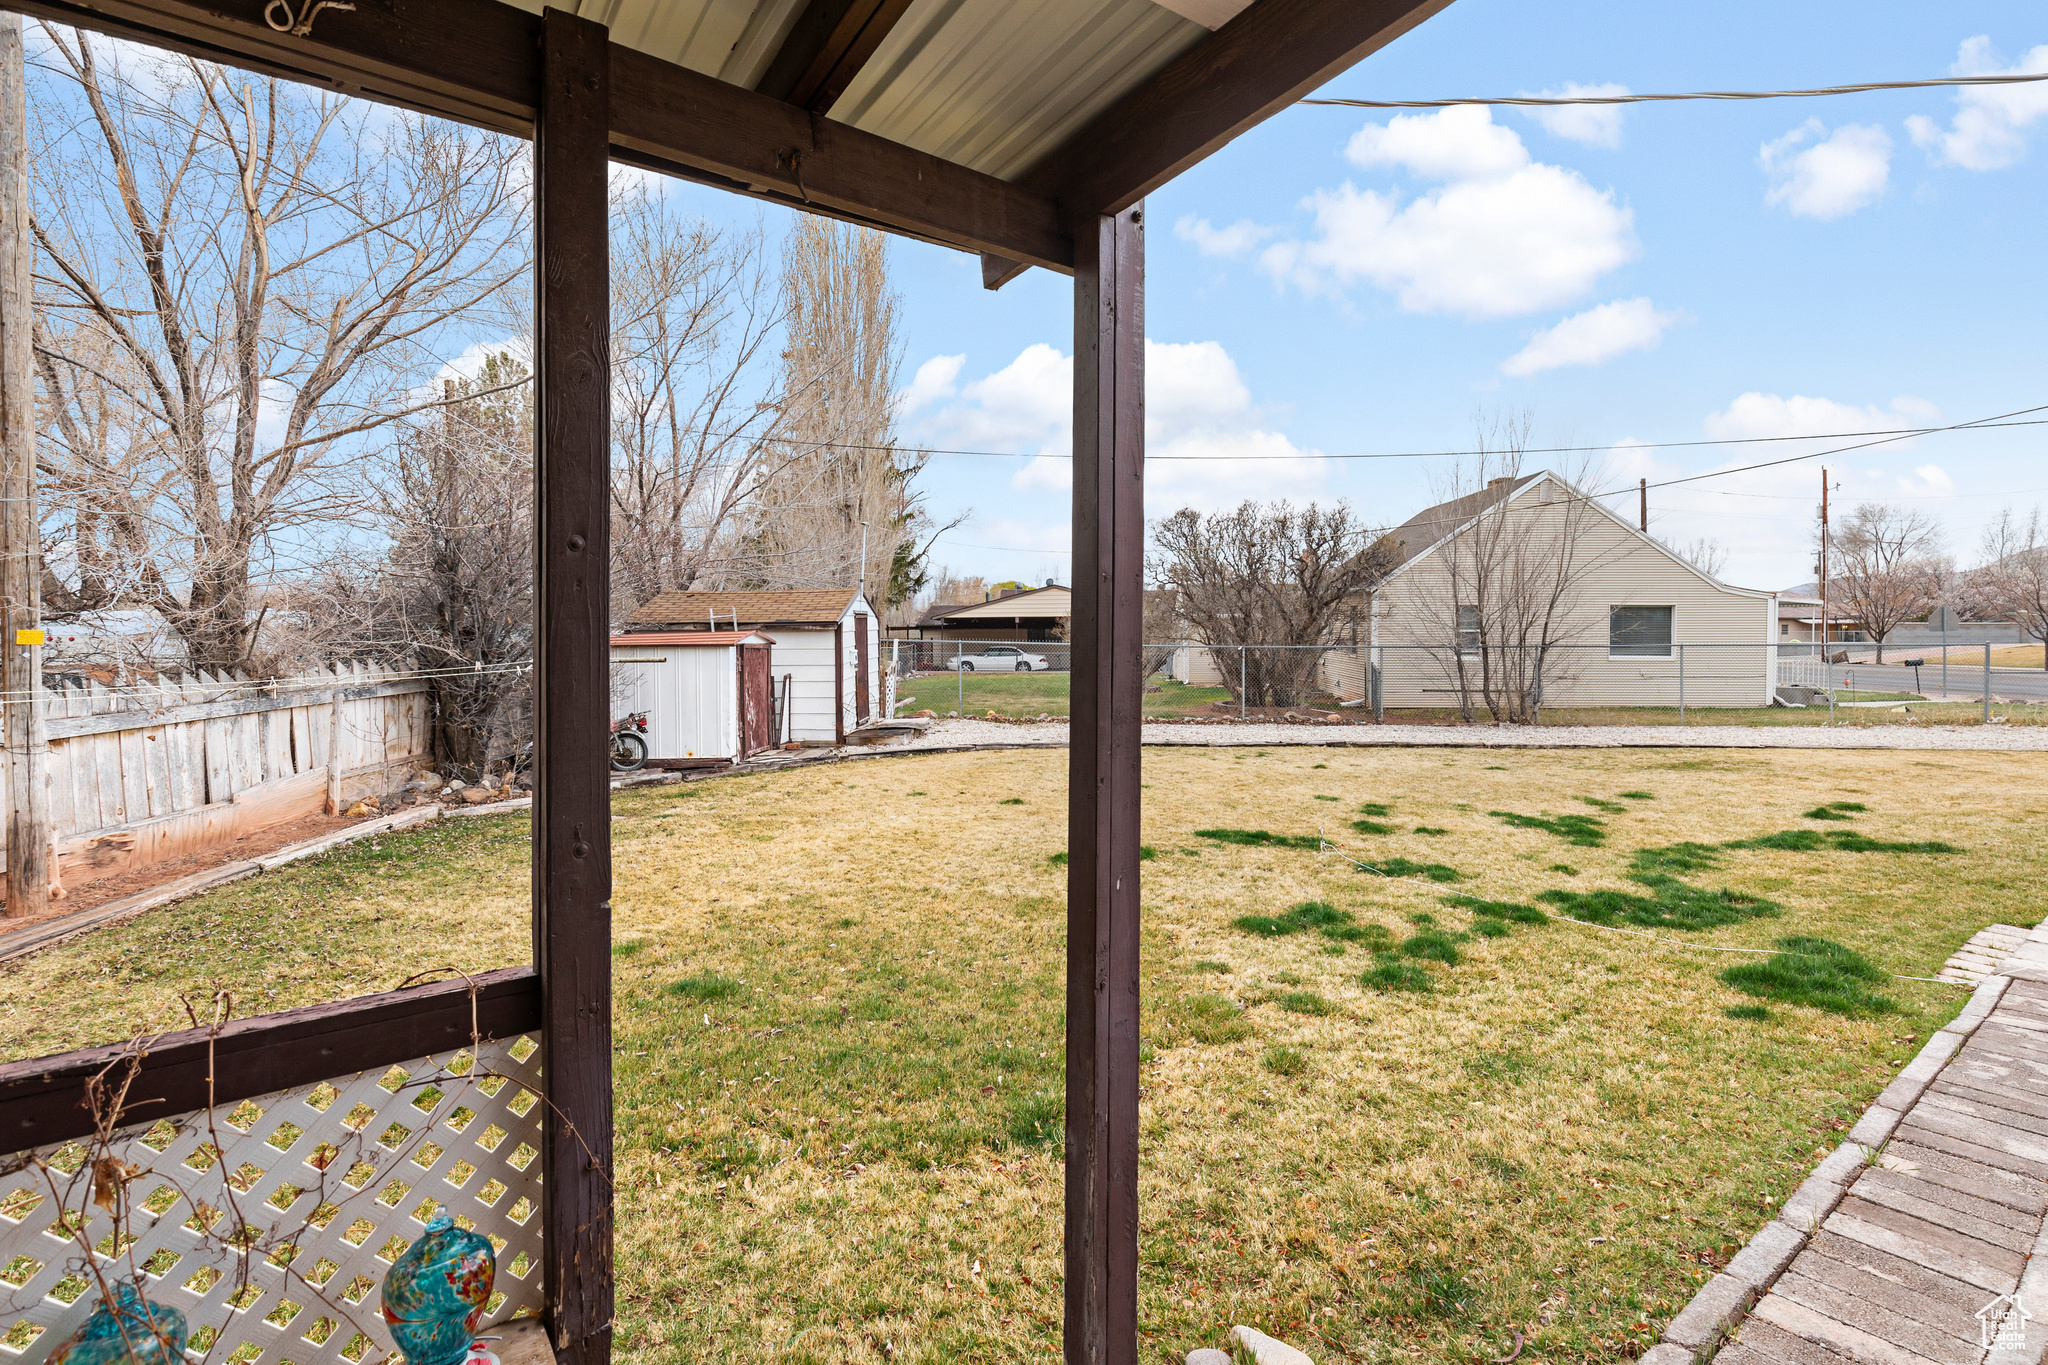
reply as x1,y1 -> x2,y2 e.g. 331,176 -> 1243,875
18,664 -> 431,892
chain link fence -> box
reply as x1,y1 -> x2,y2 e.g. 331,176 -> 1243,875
884,637 -> 2041,723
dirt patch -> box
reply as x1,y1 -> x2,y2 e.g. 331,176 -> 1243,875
0,804 -> 410,927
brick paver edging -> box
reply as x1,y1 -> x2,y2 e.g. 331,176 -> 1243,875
1640,925 -> 2048,1365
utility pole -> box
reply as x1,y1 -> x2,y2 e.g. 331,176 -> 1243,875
0,14 -> 50,918
1639,477 -> 1647,533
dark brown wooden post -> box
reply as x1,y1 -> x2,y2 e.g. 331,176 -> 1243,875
534,10 -> 613,1365
1066,203 -> 1144,1365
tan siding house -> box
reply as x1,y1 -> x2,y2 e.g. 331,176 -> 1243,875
1371,474 -> 1779,709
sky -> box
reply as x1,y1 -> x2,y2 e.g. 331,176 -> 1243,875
657,0 -> 2047,596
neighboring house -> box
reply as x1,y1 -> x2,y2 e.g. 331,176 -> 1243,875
1371,472 -> 1780,709
1776,597 -> 1865,644
901,583 -> 1071,644
622,589 -> 882,744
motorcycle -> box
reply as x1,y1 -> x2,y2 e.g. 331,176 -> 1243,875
609,712 -> 650,771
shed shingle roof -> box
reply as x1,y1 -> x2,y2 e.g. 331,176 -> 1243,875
626,589 -> 858,628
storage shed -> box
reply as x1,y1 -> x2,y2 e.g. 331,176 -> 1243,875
609,631 -> 776,765
622,589 -> 883,744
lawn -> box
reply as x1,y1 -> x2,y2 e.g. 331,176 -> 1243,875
897,671 -> 1230,719
4,748 -> 2043,1365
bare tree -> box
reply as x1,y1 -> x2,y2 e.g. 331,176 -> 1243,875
1978,507 -> 2048,670
733,217 -> 943,605
1150,500 -> 1396,709
29,30 -> 524,671
606,189 -> 786,615
1400,419 -> 1603,724
1827,503 -> 1944,663
1664,535 -> 1729,579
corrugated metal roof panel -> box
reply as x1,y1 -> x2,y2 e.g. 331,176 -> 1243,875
830,0 -> 1206,180
501,0 -> 1208,184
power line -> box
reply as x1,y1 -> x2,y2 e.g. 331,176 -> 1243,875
1299,71 -> 2048,112
1591,403 -> 2048,500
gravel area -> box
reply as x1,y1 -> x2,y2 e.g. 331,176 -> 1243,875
885,717 -> 2048,752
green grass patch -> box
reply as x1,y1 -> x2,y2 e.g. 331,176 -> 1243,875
1006,1092 -> 1064,1147
1399,929 -> 1467,964
1446,895 -> 1549,926
1537,875 -> 1778,930
1193,960 -> 1231,974
1359,954 -> 1434,993
1359,803 -> 1393,817
1618,790 -> 1655,800
1195,828 -> 1323,850
1546,863 -> 1577,875
1489,810 -> 1606,847
1720,937 -> 1896,1017
1467,918 -> 1510,939
999,797 -> 1025,805
1356,858 -> 1463,883
1577,796 -> 1629,813
899,671 -> 1229,719
1803,801 -> 1868,821
1232,901 -> 1389,948
1415,826 -> 1450,836
1724,1004 -> 1771,1021
669,972 -> 744,1001
1630,843 -> 1725,874
1263,1046 -> 1308,1077
1352,819 -> 1395,835
1726,829 -> 1962,855
1277,990 -> 1334,1016
1177,993 -> 1254,1045
612,939 -> 645,957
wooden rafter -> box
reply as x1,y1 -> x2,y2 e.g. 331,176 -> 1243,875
10,0 -> 1073,272
756,0 -> 917,112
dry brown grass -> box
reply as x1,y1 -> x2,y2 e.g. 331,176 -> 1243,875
5,746 -> 2043,1364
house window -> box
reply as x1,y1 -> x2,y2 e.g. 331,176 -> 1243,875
1780,623 -> 1790,637
1456,605 -> 1481,654
1610,605 -> 1673,658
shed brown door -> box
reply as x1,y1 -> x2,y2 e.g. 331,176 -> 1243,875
854,613 -> 870,723
739,643 -> 774,755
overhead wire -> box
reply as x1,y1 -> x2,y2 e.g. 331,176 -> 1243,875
1299,71 -> 2048,111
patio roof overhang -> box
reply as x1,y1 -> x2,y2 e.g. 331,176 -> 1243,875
0,3 -> 1455,1362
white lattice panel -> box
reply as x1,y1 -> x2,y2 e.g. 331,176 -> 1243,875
0,1034 -> 545,1365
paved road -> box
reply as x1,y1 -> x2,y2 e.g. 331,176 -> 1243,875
1821,658 -> 2048,703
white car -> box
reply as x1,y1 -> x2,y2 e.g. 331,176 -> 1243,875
954,645 -> 1049,672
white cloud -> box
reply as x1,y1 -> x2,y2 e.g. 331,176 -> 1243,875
898,354 -> 964,415
1174,214 -> 1275,258
1518,82 -> 1631,149
1703,392 -> 1938,440
1759,120 -> 1892,219
1599,394 -> 1951,589
1906,36 -> 2048,170
1261,107 -> 1636,318
907,340 -> 1328,510
1500,297 -> 1680,376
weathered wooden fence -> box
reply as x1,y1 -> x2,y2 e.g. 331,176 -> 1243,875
13,664 -> 432,892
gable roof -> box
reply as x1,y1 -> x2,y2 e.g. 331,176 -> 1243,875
918,584 -> 1072,626
626,588 -> 862,628
1377,471 -> 1774,599
1382,476 -> 1541,569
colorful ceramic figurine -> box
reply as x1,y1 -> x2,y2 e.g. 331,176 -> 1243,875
380,1216 -> 496,1365
46,1280 -> 187,1365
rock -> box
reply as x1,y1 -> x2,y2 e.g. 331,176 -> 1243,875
913,709 -> 937,719
515,773 -> 535,790
1232,1326 -> 1314,1365
448,778 -> 468,792
344,801 -> 377,818
461,787 -> 494,805
1187,1351 -> 1234,1365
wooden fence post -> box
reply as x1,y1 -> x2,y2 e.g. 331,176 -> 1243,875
326,682 -> 345,816
534,11 -> 614,1365
1066,202 -> 1144,1365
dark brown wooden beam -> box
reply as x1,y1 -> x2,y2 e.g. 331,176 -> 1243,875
0,967 -> 540,1150
10,0 -> 1072,271
1031,0 -> 1456,217
534,13 -> 613,1365
756,0 -> 916,112
982,252 -> 1032,292
1065,203 -> 1145,1365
